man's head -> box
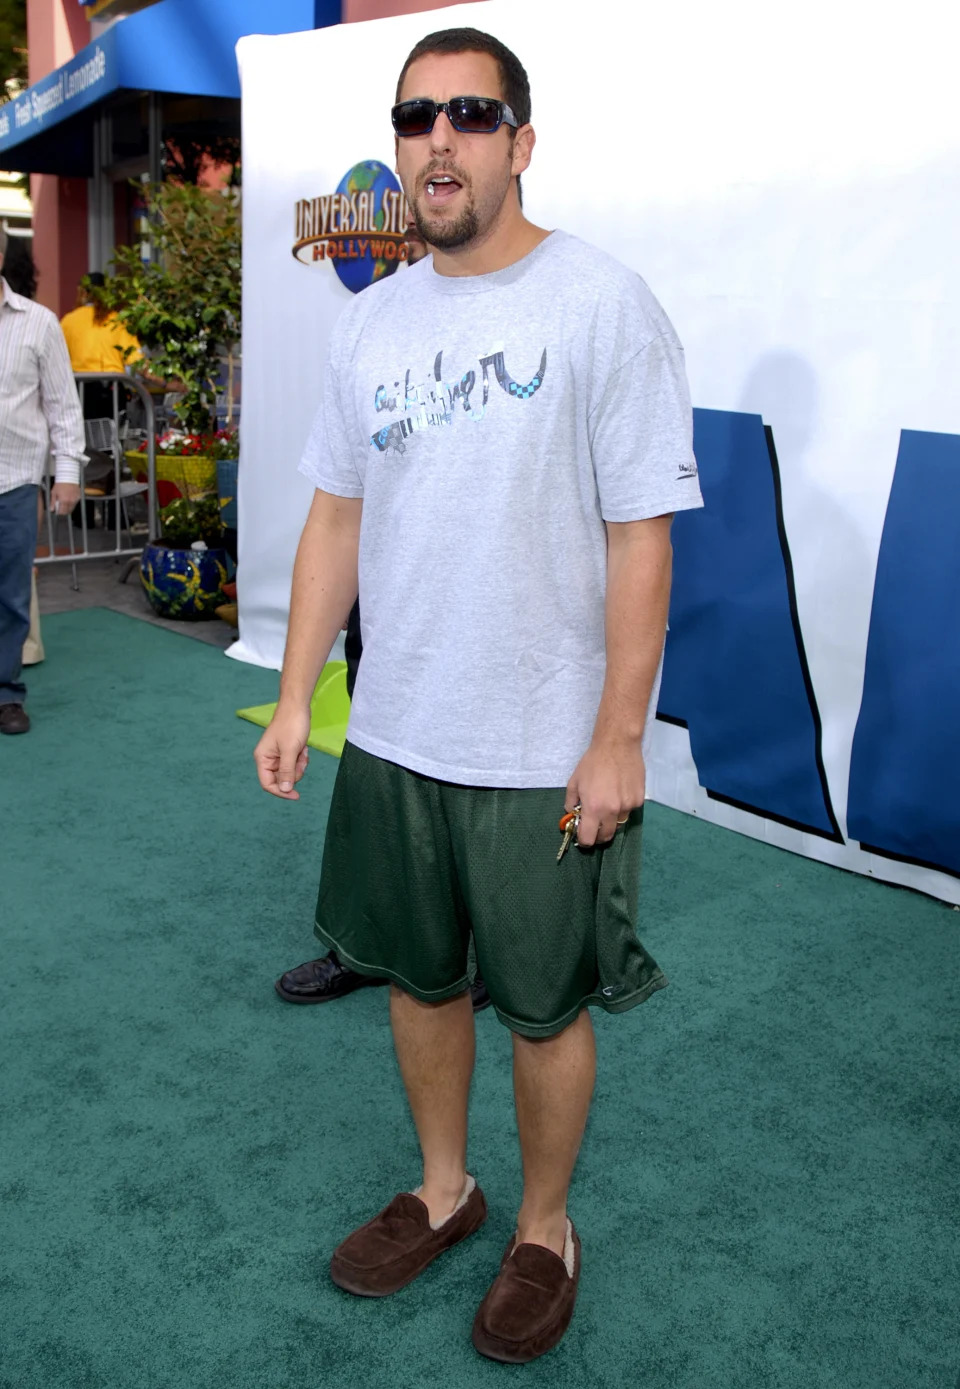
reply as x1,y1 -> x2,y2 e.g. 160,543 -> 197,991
393,28 -> 533,254
79,271 -> 108,317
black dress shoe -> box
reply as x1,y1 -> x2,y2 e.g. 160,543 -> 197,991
470,975 -> 492,1012
0,703 -> 30,735
275,952 -> 388,1004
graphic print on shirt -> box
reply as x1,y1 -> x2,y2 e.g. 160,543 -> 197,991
370,346 -> 547,454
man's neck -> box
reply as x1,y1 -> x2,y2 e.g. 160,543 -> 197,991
431,210 -> 551,279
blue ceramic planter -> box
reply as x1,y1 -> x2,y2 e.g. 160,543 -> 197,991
139,541 -> 229,620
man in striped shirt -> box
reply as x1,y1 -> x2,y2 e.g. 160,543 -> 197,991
0,229 -> 86,735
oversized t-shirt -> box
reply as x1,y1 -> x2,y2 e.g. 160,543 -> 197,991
300,230 -> 703,788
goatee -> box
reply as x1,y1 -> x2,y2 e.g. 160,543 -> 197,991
412,200 -> 479,251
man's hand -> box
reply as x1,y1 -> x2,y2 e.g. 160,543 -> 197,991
254,703 -> 312,800
50,483 -> 81,515
566,736 -> 646,848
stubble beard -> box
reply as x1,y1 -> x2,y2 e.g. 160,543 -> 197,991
411,155 -> 514,253
411,194 -> 479,251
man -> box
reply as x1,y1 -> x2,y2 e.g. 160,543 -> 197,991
255,27 -> 702,1363
273,212 -> 492,1012
0,231 -> 85,735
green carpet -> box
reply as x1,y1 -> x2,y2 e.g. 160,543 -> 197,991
1,608 -> 957,1389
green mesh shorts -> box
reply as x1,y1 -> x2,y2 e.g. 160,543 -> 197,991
313,742 -> 667,1038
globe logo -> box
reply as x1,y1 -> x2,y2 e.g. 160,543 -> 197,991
292,160 -> 411,294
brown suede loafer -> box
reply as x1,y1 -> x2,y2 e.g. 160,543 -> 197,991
472,1220 -> 581,1363
330,1180 -> 487,1297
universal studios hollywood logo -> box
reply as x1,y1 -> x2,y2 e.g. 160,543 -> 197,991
293,160 -> 412,295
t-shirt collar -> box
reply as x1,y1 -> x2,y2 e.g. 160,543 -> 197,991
424,230 -> 563,295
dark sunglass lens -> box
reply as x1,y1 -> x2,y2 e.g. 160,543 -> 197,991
451,97 -> 501,132
392,100 -> 436,136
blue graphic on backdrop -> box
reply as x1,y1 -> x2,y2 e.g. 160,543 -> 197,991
292,160 -> 411,294
658,407 -> 841,840
847,429 -> 960,877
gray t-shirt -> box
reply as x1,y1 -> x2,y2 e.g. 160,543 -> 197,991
300,230 -> 702,787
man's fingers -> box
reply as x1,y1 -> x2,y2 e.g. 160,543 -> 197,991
255,750 -> 292,798
576,806 -> 623,849
254,739 -> 302,799
277,740 -> 308,793
576,808 -> 599,848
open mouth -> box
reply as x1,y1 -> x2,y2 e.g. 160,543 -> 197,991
425,175 -> 462,205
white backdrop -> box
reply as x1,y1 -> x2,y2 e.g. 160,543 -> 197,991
233,0 -> 960,902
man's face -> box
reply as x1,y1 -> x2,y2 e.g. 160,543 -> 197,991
395,51 -> 524,252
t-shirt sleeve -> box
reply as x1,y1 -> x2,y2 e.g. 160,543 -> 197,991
589,329 -> 703,523
298,347 -> 364,498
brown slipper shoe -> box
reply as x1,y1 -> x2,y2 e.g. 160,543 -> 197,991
471,1220 -> 581,1363
330,1178 -> 487,1297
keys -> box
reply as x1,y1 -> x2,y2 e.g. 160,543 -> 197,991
557,804 -> 581,863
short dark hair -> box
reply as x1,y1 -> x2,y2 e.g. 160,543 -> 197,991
395,27 -> 531,127
2,235 -> 37,300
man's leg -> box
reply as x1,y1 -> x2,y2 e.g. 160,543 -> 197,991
0,485 -> 40,717
390,983 -> 476,1222
512,1009 -> 595,1255
324,747 -> 488,1297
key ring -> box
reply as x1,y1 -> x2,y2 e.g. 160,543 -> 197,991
556,803 -> 581,863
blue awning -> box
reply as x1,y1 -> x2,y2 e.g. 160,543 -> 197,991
0,0 -> 336,171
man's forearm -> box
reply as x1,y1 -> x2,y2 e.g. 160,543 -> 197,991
592,515 -> 673,747
278,491 -> 361,711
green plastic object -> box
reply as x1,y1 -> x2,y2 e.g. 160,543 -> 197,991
236,660 -> 350,758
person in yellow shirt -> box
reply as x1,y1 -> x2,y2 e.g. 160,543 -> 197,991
60,274 -> 143,418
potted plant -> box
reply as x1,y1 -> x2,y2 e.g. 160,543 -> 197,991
126,426 -> 240,511
139,496 -> 230,621
97,179 -> 241,442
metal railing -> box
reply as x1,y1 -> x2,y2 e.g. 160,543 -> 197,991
36,373 -> 158,589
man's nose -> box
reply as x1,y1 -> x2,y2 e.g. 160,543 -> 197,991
428,110 -> 457,156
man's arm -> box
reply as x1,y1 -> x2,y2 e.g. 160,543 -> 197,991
566,513 -> 673,846
253,488 -> 362,800
39,318 -> 86,513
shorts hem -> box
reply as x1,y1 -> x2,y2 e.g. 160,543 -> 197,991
313,921 -> 471,1003
493,970 -> 669,1039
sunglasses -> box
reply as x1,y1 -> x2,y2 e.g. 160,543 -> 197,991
392,96 -> 519,138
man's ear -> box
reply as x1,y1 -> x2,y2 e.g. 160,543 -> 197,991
511,123 -> 536,179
